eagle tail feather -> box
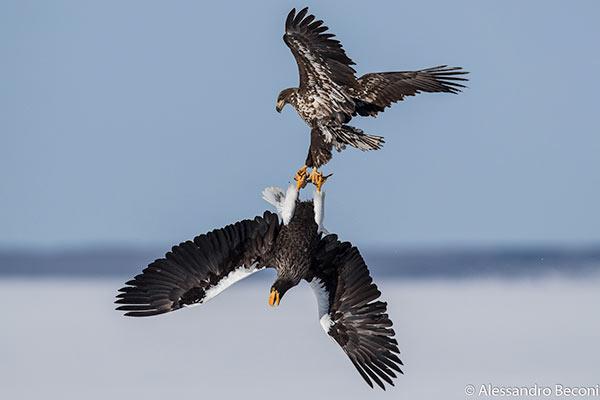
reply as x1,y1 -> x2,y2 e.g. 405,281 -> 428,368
332,125 -> 385,152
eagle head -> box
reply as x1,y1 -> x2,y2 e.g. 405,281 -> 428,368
268,278 -> 296,307
276,88 -> 297,113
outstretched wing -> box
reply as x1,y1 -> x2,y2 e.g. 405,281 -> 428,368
352,65 -> 469,116
307,235 -> 402,390
283,7 -> 356,89
116,211 -> 280,317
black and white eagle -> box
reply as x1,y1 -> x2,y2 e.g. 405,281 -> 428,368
116,185 -> 402,389
276,7 -> 468,191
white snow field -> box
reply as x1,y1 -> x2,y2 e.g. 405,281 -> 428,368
1,276 -> 599,400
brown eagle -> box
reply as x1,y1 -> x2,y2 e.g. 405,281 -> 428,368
276,7 -> 468,191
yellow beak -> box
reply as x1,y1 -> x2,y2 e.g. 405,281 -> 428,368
268,288 -> 280,307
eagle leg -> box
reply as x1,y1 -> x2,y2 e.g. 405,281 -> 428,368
308,169 -> 332,192
294,165 -> 309,190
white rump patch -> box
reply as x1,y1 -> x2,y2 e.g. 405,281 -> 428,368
197,265 -> 262,305
309,278 -> 334,333
280,184 -> 298,225
313,189 -> 327,234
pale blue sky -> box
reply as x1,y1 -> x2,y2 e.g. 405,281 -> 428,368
1,0 -> 599,248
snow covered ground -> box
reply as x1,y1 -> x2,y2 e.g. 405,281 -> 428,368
1,276 -> 599,399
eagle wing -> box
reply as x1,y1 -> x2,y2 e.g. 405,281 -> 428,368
307,234 -> 402,390
283,7 -> 357,117
116,211 -> 280,317
284,7 -> 356,89
352,65 -> 469,116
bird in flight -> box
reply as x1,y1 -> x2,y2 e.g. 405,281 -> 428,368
116,185 -> 402,389
276,7 -> 468,191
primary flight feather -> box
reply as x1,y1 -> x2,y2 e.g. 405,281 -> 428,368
116,186 -> 402,390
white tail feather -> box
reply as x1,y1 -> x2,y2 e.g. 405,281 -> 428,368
334,125 -> 385,151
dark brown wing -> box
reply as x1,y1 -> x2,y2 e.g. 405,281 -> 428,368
352,65 -> 469,116
283,7 -> 357,90
307,235 -> 402,390
115,211 -> 280,317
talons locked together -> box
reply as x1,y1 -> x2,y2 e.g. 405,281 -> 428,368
294,165 -> 332,192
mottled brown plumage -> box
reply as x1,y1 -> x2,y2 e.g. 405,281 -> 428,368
277,7 -> 469,170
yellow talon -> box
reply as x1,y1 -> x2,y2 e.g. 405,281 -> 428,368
268,288 -> 280,307
309,169 -> 331,192
294,165 -> 309,190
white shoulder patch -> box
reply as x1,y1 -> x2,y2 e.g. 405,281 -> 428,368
319,314 -> 334,333
313,189 -> 327,234
309,278 -> 334,333
188,265 -> 262,306
280,184 -> 298,225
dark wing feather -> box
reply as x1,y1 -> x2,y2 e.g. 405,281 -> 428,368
283,7 -> 356,89
308,235 -> 402,390
116,211 -> 280,317
352,65 -> 469,116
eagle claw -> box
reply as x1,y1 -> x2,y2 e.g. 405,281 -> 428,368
294,165 -> 309,190
309,169 -> 332,192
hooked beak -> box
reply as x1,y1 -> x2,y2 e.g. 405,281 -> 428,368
276,100 -> 285,113
268,288 -> 281,307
